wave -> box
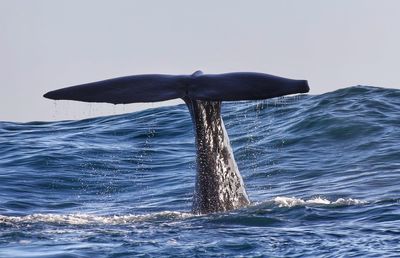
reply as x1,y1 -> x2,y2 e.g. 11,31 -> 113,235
0,196 -> 367,226
271,196 -> 366,208
0,211 -> 193,225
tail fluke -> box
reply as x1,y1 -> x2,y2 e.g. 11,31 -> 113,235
43,74 -> 188,104
43,71 -> 309,104
190,72 -> 309,101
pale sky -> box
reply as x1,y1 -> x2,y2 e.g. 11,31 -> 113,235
1,0 -> 399,122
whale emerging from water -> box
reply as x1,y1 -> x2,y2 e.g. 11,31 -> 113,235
44,71 -> 309,214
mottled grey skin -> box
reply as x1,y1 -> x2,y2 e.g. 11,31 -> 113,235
185,99 -> 250,214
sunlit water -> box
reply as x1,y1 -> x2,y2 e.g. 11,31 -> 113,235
1,86 -> 399,257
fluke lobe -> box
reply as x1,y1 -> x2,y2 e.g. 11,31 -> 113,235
44,71 -> 309,214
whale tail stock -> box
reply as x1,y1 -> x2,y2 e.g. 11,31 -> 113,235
43,71 -> 309,214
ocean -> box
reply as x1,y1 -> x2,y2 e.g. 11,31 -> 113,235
0,86 -> 399,257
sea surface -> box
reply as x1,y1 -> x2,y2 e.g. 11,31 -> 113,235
0,86 -> 399,257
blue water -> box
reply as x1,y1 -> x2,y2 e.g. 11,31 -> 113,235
1,86 -> 399,257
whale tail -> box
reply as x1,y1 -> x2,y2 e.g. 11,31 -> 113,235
43,70 -> 309,104
43,71 -> 309,214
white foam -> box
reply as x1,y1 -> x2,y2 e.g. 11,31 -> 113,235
0,211 -> 192,226
0,198 -> 367,225
273,196 -> 366,208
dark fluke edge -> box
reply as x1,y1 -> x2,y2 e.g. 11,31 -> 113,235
44,71 -> 310,214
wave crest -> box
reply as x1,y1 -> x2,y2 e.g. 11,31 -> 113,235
0,211 -> 192,225
273,196 -> 366,208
